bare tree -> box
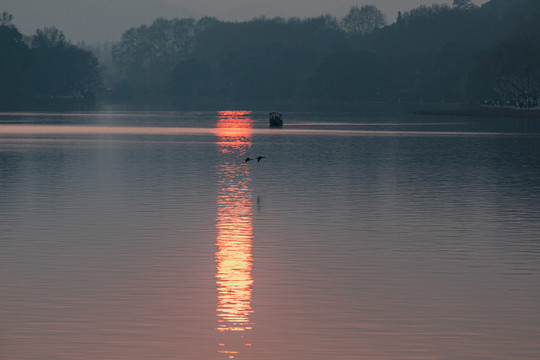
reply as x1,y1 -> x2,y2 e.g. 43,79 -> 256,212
453,0 -> 476,10
1,11 -> 13,26
31,27 -> 68,49
342,5 -> 386,35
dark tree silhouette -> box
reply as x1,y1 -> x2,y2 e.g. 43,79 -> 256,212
453,0 -> 476,10
468,36 -> 540,106
0,12 -> 30,103
1,11 -> 13,26
1,15 -> 102,107
100,0 -> 540,105
342,5 -> 386,35
32,27 -> 67,49
310,51 -> 388,101
29,27 -> 101,100
169,59 -> 213,101
112,17 -> 198,97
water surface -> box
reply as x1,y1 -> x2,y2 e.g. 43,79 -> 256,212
1,109 -> 540,360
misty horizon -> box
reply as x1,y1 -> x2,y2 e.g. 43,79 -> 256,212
2,0 -> 488,43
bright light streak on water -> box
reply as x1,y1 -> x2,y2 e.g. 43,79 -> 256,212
0,124 -> 529,137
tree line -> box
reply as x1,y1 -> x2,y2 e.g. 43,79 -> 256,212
0,12 -> 101,107
2,0 -> 540,108
108,0 -> 540,107
107,6 -> 388,104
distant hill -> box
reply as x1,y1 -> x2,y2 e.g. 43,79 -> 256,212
2,0 -> 200,44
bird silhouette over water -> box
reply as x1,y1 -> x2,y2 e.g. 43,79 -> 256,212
245,156 -> 265,163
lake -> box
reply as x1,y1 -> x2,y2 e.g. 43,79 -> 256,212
1,109 -> 540,360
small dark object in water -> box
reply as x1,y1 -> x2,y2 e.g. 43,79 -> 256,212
245,157 -> 253,162
269,112 -> 283,128
257,156 -> 266,162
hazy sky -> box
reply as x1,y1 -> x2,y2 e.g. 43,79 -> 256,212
2,0 -> 490,43
171,0 -> 489,20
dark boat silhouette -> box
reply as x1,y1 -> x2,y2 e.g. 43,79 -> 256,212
269,112 -> 283,128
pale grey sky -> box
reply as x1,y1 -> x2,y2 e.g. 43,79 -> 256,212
169,0 -> 489,21
1,0 -> 490,43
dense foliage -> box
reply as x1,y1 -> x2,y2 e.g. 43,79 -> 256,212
0,13 -> 101,107
2,0 -> 540,107
106,0 -> 540,106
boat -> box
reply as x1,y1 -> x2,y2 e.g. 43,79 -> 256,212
269,112 -> 283,128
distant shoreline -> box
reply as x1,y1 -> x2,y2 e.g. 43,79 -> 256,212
414,105 -> 540,119
3,100 -> 540,119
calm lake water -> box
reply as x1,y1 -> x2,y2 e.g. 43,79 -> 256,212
1,109 -> 540,360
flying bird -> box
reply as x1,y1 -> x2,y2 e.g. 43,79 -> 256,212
257,156 -> 266,162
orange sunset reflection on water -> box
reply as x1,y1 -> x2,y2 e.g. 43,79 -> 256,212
215,111 -> 254,359
216,110 -> 254,155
